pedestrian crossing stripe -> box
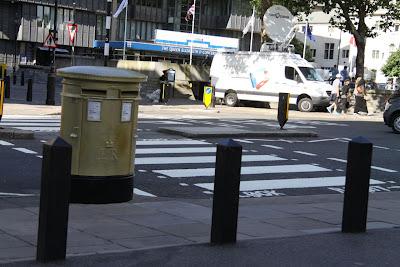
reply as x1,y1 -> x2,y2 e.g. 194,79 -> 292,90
153,164 -> 331,178
135,154 -> 286,165
194,177 -> 386,191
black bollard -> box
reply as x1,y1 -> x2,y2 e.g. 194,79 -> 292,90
27,79 -> 33,102
342,136 -> 373,233
211,139 -> 242,244
36,137 -> 72,262
4,76 -> 10,99
277,93 -> 290,129
46,72 -> 55,105
20,71 -> 25,86
12,67 -> 16,85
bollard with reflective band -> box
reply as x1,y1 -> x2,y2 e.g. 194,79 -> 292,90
277,93 -> 290,129
203,86 -> 213,109
4,76 -> 10,99
0,80 -> 4,121
342,136 -> 373,233
21,71 -> 25,86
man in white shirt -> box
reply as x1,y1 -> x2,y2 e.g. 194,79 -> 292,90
327,74 -> 341,114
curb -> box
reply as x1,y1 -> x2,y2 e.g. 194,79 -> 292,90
0,127 -> 35,139
158,127 -> 318,138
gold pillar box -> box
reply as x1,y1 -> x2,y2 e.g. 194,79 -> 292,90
57,66 -> 147,204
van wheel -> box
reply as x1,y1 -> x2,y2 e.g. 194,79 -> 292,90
298,98 -> 314,112
225,92 -> 238,107
392,114 -> 400,134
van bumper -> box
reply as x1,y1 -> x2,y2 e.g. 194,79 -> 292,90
313,97 -> 330,107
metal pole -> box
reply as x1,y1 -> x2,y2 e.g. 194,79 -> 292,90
123,0 -> 128,60
46,0 -> 57,105
189,0 -> 196,66
71,2 -> 76,66
302,19 -> 308,59
336,30 -> 342,67
250,6 -> 254,52
104,0 -> 112,66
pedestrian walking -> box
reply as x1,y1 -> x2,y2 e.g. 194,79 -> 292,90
340,66 -> 349,85
327,74 -> 341,114
354,77 -> 368,115
337,78 -> 351,114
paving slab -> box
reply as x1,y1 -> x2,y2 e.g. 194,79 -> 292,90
158,126 -> 318,138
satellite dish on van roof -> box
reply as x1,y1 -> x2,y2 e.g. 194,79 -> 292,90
263,5 -> 295,43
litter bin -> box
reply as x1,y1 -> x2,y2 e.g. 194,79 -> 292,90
57,66 -> 147,204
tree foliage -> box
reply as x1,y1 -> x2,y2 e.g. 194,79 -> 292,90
382,50 -> 400,78
250,0 -> 400,78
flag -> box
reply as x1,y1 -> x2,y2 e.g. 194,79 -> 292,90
113,0 -> 128,18
185,3 -> 195,21
242,8 -> 255,37
306,25 -> 316,42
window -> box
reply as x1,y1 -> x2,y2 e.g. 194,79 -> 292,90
372,50 -> 380,59
310,49 -> 316,58
299,67 -> 324,82
395,24 -> 400,31
342,49 -> 349,58
37,6 -> 44,27
324,43 -> 334,59
96,15 -> 106,39
285,66 -> 302,82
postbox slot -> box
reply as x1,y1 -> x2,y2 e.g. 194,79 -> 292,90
120,91 -> 138,98
81,89 -> 107,97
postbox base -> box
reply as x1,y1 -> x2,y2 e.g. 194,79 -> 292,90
70,175 -> 133,204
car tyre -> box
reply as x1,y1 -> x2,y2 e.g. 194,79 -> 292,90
392,114 -> 400,134
298,98 -> 314,112
225,92 -> 239,107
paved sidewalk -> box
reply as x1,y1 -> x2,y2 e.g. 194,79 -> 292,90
1,191 -> 400,264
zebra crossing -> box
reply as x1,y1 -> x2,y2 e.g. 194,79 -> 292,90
134,138 -> 387,198
0,116 -> 347,133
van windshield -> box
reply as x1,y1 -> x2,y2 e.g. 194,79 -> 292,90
299,67 -> 324,82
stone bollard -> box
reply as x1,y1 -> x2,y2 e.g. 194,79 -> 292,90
36,137 -> 72,262
210,139 -> 242,244
342,136 -> 373,233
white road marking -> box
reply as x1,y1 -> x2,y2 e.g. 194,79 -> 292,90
12,148 -> 37,154
262,145 -> 283,150
308,138 -> 339,143
327,158 -> 398,173
153,164 -> 331,178
293,151 -> 317,156
137,170 -> 147,173
374,146 -> 390,150
0,140 -> 14,146
179,183 -> 189,186
36,156 -> 43,159
194,177 -> 385,191
136,140 -> 210,146
0,192 -> 36,197
135,154 -> 286,165
133,189 -> 156,197
233,139 -> 254,144
135,147 -> 216,154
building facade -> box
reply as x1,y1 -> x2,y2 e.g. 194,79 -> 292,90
0,0 -> 259,66
296,10 -> 400,82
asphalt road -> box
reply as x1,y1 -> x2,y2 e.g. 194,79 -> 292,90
0,116 -> 399,200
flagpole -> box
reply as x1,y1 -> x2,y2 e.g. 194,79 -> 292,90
123,0 -> 128,60
250,6 -> 255,52
303,19 -> 308,59
189,0 -> 196,66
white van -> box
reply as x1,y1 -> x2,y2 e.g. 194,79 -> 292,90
210,51 -> 332,112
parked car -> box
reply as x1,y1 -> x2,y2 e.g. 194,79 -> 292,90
383,90 -> 400,134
